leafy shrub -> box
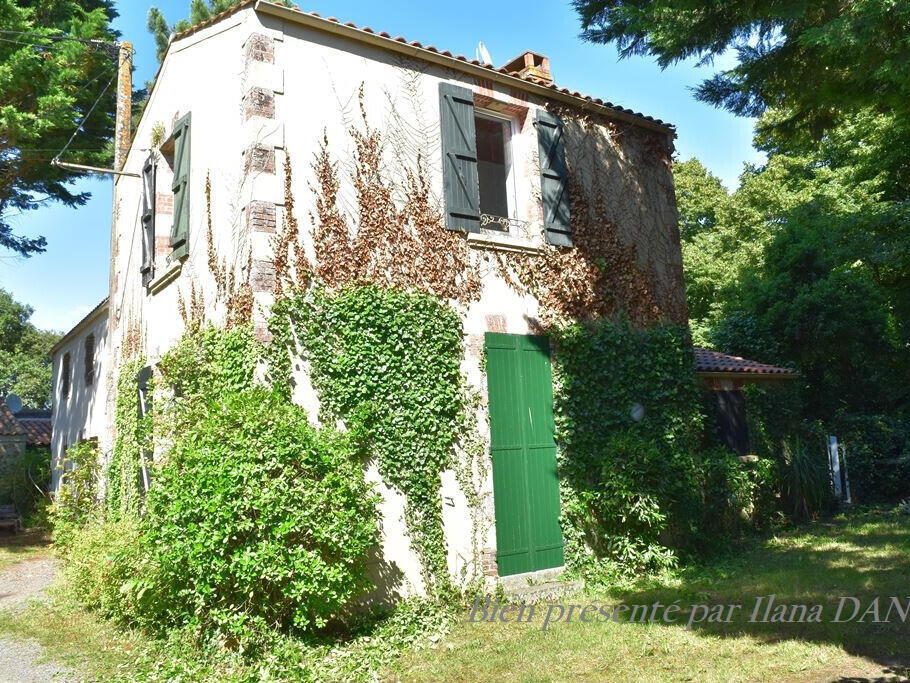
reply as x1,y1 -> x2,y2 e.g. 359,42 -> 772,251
829,413 -> 910,503
157,324 -> 259,400
0,446 -> 50,521
143,387 -> 380,640
57,516 -> 156,625
50,440 -> 101,548
562,431 -> 694,572
779,435 -> 830,522
746,457 -> 780,527
553,320 -> 706,570
697,448 -> 780,539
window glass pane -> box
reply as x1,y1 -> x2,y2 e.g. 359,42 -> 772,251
475,115 -> 510,223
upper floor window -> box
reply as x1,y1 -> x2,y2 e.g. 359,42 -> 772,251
61,352 -> 71,399
439,83 -> 571,246
84,334 -> 95,386
474,113 -> 514,227
142,113 -> 192,287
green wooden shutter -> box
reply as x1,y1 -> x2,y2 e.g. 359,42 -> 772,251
170,113 -> 191,260
439,83 -> 480,233
485,333 -> 564,576
536,110 -> 572,246
140,152 -> 156,285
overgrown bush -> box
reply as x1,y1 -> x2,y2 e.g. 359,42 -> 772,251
553,319 -> 707,570
0,445 -> 50,522
50,440 -> 101,548
829,413 -> 910,503
143,387 -> 381,642
561,431 -> 693,572
697,448 -> 779,538
57,516 -> 155,625
52,326 -> 384,653
158,324 -> 259,400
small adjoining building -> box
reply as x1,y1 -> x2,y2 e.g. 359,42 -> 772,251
0,400 -> 26,461
694,347 -> 798,458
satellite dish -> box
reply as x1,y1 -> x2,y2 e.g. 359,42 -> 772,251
5,394 -> 22,414
476,41 -> 493,66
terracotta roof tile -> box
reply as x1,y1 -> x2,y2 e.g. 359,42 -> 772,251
694,347 -> 797,378
170,1 -> 672,132
0,401 -> 24,437
18,417 -> 51,447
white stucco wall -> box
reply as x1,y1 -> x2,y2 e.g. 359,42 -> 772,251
87,5 -> 684,597
50,304 -> 109,491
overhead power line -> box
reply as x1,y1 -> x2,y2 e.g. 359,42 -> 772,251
0,29 -> 118,47
0,31 -> 128,60
53,70 -> 118,164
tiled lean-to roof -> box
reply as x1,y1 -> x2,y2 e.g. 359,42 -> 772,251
171,0 -> 673,134
17,414 -> 52,447
0,400 -> 25,437
694,347 -> 798,379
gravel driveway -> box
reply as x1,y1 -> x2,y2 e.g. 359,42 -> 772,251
0,557 -> 57,610
0,556 -> 73,682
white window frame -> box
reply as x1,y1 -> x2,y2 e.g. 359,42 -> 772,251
474,108 -> 518,223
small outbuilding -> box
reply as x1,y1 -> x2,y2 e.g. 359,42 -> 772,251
693,347 -> 798,458
0,400 -> 26,460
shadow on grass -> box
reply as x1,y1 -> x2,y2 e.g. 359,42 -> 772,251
605,510 -> 910,674
0,529 -> 51,564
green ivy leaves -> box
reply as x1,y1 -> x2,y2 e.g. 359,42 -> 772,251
269,285 -> 467,592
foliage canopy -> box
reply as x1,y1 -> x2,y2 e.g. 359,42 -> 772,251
0,287 -> 60,408
0,0 -> 119,255
573,0 -> 910,145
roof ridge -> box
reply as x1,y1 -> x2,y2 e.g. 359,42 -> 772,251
168,0 -> 672,132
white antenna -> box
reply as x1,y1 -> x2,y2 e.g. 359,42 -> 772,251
476,41 -> 493,66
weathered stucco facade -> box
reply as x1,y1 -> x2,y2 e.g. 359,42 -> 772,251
56,1 -> 685,598
50,300 -> 109,491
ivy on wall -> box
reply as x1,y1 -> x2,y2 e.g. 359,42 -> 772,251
106,357 -> 147,520
267,284 -> 468,592
551,319 -> 705,572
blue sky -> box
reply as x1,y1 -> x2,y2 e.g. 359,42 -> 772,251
2,0 -> 763,333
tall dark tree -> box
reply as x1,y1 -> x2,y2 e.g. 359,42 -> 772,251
0,0 -> 119,256
0,288 -> 60,409
573,0 -> 910,147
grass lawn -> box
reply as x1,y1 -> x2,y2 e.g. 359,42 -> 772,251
1,512 -> 908,681
394,510 -> 910,682
0,529 -> 51,570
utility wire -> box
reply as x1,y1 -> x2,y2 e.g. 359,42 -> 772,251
0,29 -> 118,51
0,33 -> 129,60
53,70 -> 118,164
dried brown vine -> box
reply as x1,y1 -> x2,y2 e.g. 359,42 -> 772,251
273,152 -> 311,296
492,105 -> 684,327
310,89 -> 481,303
204,174 -> 253,327
178,280 -> 204,334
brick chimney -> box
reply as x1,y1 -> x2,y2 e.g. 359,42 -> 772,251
501,51 -> 552,83
114,42 -> 133,171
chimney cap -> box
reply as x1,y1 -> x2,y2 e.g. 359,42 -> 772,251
501,51 -> 552,82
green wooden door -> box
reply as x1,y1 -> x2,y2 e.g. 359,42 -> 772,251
485,333 -> 564,576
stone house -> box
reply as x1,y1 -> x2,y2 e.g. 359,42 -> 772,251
50,299 -> 109,491
52,1 -> 690,595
